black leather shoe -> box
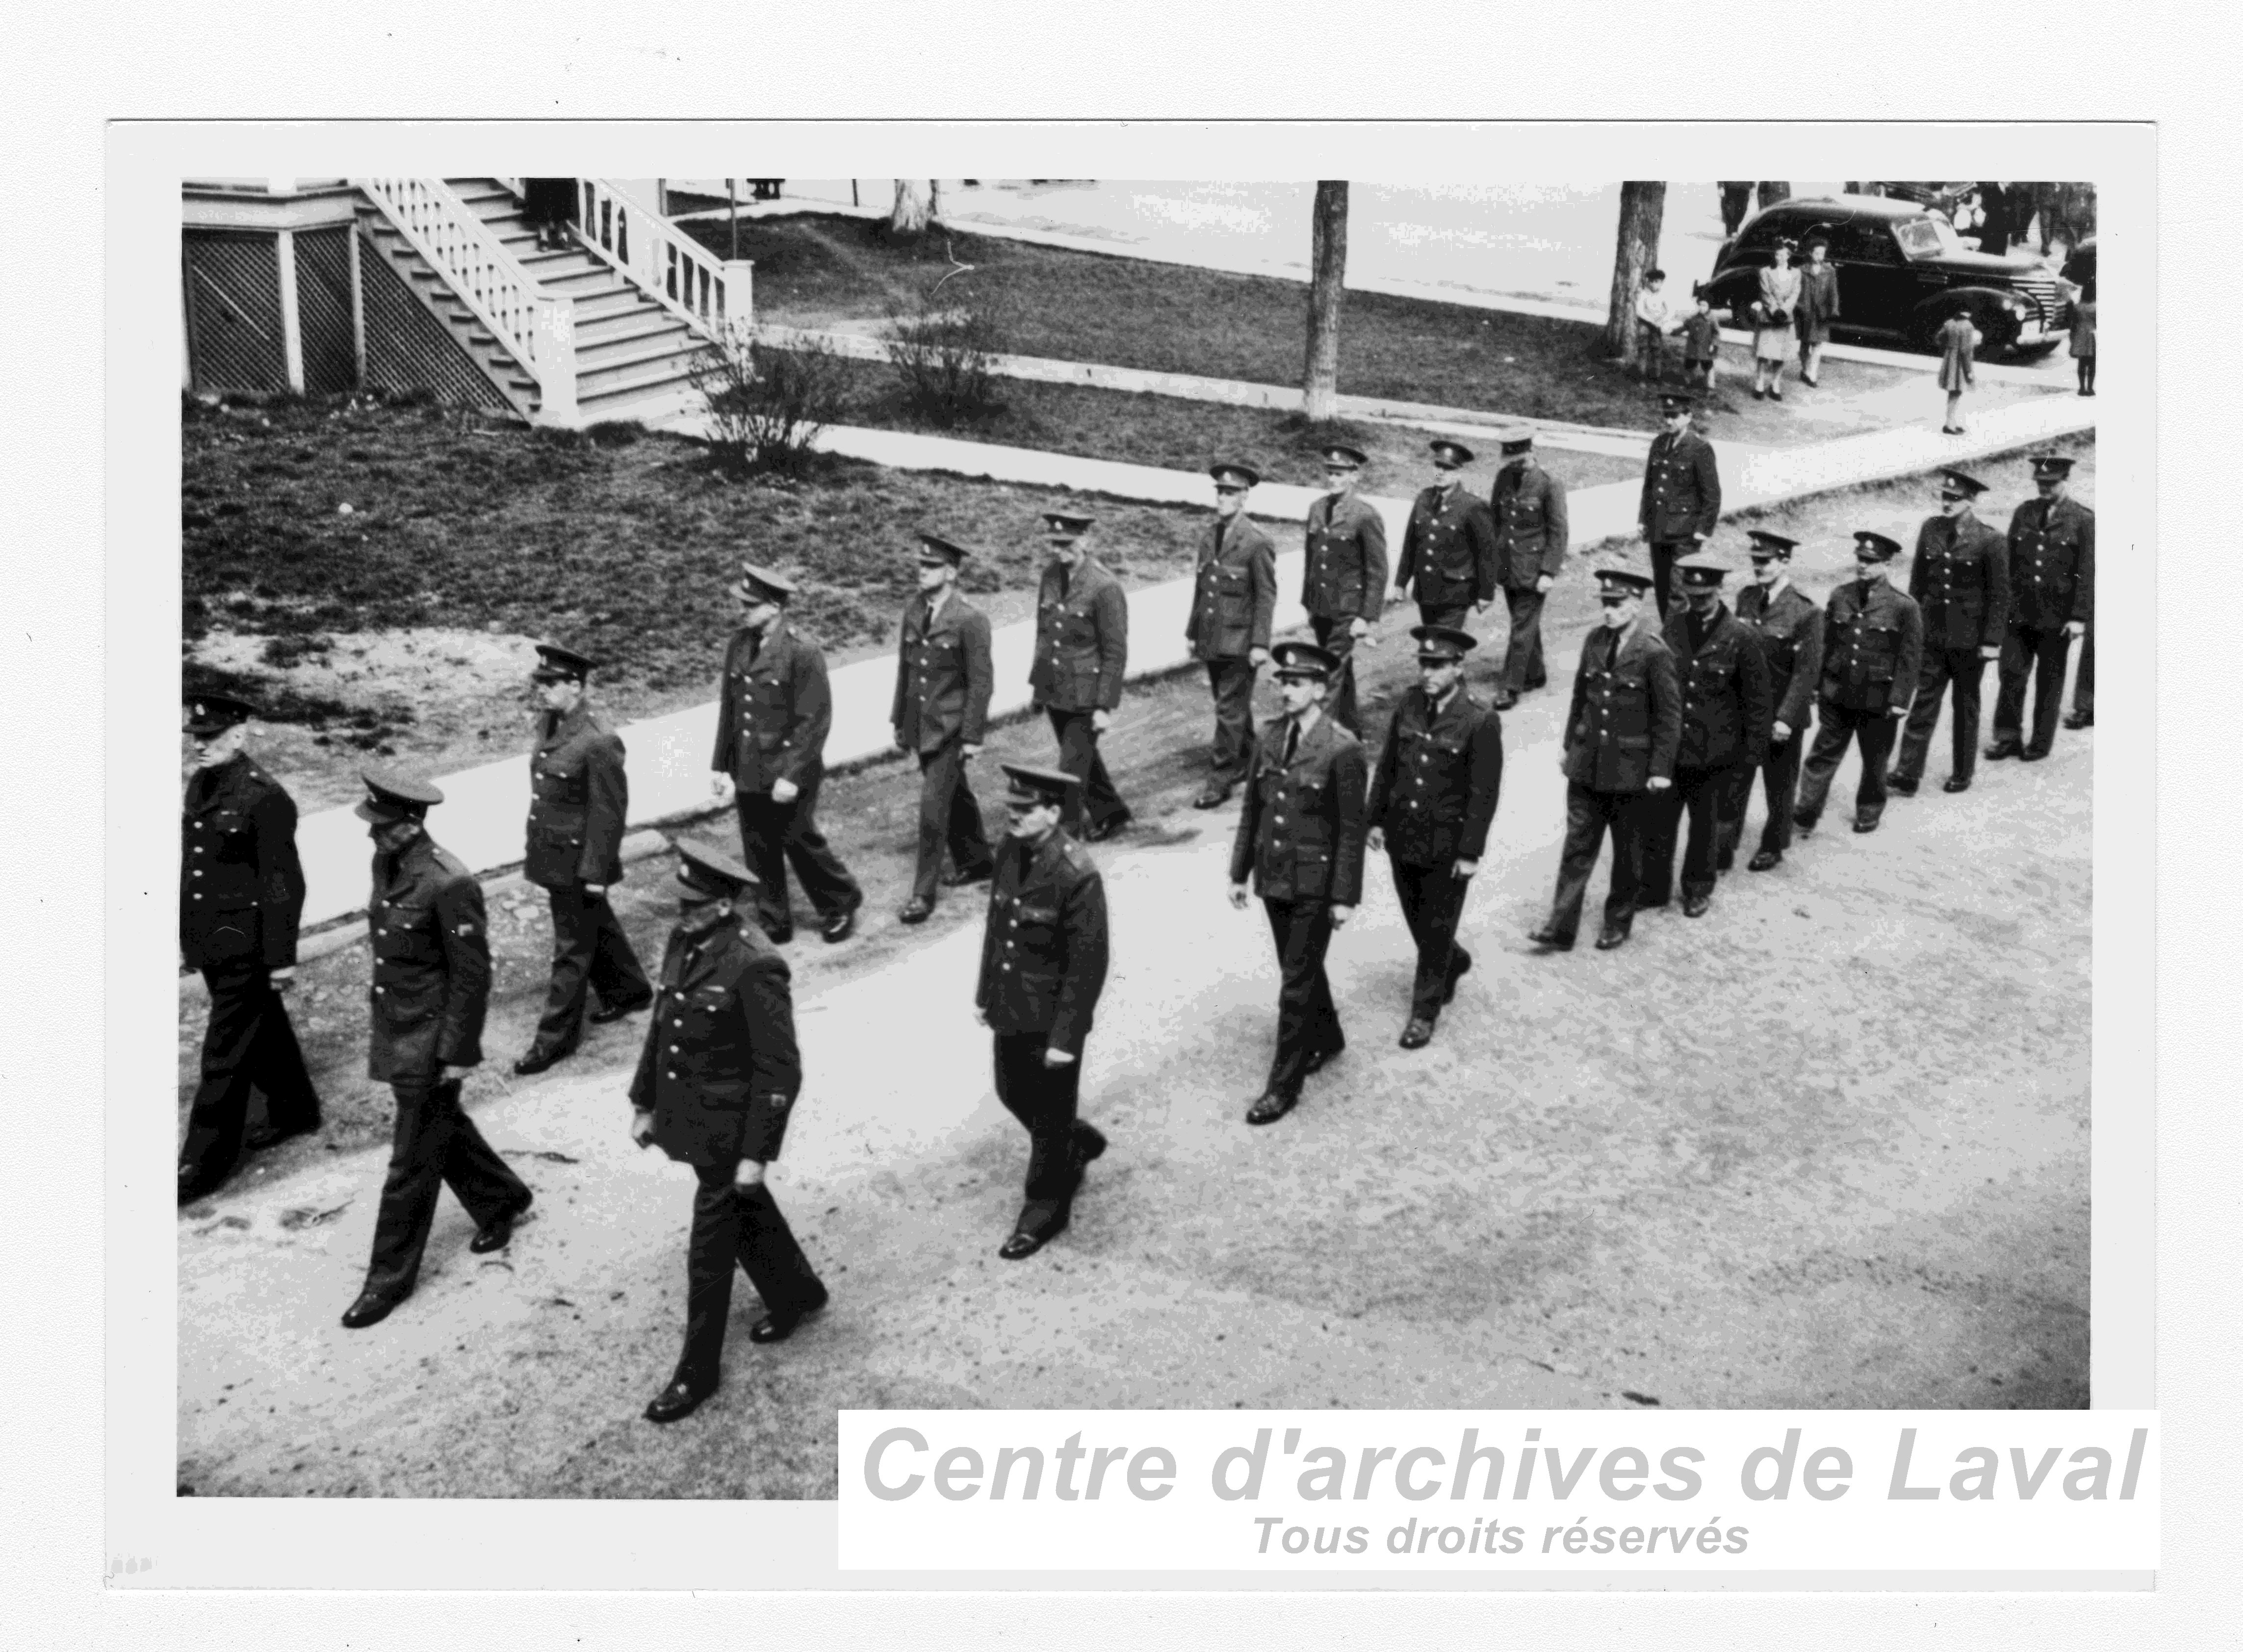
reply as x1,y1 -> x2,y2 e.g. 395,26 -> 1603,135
999,1228 -> 1056,1261
1526,927 -> 1573,952
1635,895 -> 1670,911
2063,711 -> 2093,730
1084,811 -> 1133,842
340,1291 -> 403,1330
1244,1091 -> 1299,1126
1072,1122 -> 1109,1169
178,1170 -> 217,1207
749,1286 -> 828,1344
1682,894 -> 1711,918
2019,746 -> 2050,763
821,900 -> 861,944
761,924 -> 794,945
942,864 -> 994,888
1984,740 -> 2023,762
644,1375 -> 718,1424
590,994 -> 653,1024
1715,851 -> 1734,873
470,1193 -> 533,1254
512,1046 -> 570,1077
1491,691 -> 1518,711
1792,814 -> 1818,837
1398,1017 -> 1435,1050
1942,776 -> 1972,794
1852,817 -> 1880,834
1301,1040 -> 1344,1077
1747,849 -> 1782,872
1192,785 -> 1231,810
1594,924 -> 1630,951
898,898 -> 934,925
1443,950 -> 1472,1003
1886,774 -> 1920,797
245,1118 -> 318,1153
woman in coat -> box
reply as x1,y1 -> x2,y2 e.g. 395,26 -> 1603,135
1793,234 -> 1842,387
1752,239 -> 1802,400
1936,313 -> 1982,433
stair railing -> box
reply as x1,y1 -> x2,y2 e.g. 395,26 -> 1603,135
573,179 -> 753,345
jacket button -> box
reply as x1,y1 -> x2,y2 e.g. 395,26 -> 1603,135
373,985 -> 384,993
669,1044 -> 680,1053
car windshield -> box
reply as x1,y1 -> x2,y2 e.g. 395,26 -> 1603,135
1893,215 -> 1963,260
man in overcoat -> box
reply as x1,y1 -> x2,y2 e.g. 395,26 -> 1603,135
631,838 -> 827,1424
177,692 -> 322,1204
1365,626 -> 1504,1049
1794,532 -> 1925,836
342,769 -> 533,1330
1795,234 -> 1842,385
1988,454 -> 2095,762
1300,444 -> 1389,735
1638,392 -> 1722,619
1188,463 -> 1278,808
1029,509 -> 1133,838
1720,531 -> 1824,872
1393,439 -> 1496,634
975,763 -> 1112,1260
1890,471 -> 2009,796
1487,429 -> 1569,710
709,563 -> 864,945
892,532 -> 996,923
1229,643 -> 1369,1125
514,642 -> 651,1075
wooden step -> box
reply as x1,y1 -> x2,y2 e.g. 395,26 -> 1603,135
577,336 -> 705,383
578,356 -> 700,407
574,309 -> 696,350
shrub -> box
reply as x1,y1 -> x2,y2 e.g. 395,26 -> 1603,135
881,294 -> 1006,428
691,336 -> 852,477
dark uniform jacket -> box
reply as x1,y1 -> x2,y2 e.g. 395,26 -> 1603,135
1489,461 -> 1570,589
1395,484 -> 1498,606
975,830 -> 1109,1059
1662,602 -> 1774,770
1638,430 -> 1723,543
892,589 -> 994,752
1735,580 -> 1825,736
2004,495 -> 2095,629
1563,619 -> 1683,792
711,620 -> 833,794
1030,557 -> 1129,713
1301,492 -> 1389,623
1187,513 -> 1278,661
1229,711 -> 1370,906
180,753 -> 305,970
629,918 -> 801,1168
365,833 -> 490,1083
1909,512 -> 2011,651
1816,579 -> 1925,715
525,700 -> 629,890
1365,685 -> 1505,867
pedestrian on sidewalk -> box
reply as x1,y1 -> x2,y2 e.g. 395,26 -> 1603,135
1888,471 -> 2008,798
513,643 -> 652,1077
1186,463 -> 1277,810
1935,312 -> 1982,433
1365,626 -> 1503,1050
1720,532 -> 1823,873
1030,510 -> 1133,837
341,770 -> 533,1331
891,532 -> 996,925
1487,429 -> 1568,709
632,838 -> 827,1425
1229,643 -> 1368,1126
1638,392 -> 1722,619
1793,533 -> 1923,839
1751,239 -> 1802,399
1719,181 -> 1754,239
2068,285 -> 2097,397
1633,268 -> 1678,383
176,692 -> 322,1205
1300,444 -> 1389,737
975,763 -> 1111,1260
710,564 -> 865,946
1680,288 -> 1724,391
1528,569 -> 1678,954
1988,455 -> 2094,763
1394,439 -> 1497,637
1795,235 -> 1841,386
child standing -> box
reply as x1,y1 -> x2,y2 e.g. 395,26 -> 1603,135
1681,287 -> 1723,390
1633,268 -> 1676,382
2069,287 -> 2096,397
1936,312 -> 1982,433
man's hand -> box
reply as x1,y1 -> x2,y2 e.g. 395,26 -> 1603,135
1474,600 -> 1491,615
1348,617 -> 1370,640
268,966 -> 296,991
630,1109 -> 657,1149
893,728 -> 910,752
1042,1046 -> 1076,1069
735,1157 -> 767,1186
710,771 -> 736,803
771,777 -> 800,806
1330,905 -> 1355,929
2064,621 -> 2087,640
1091,709 -> 1112,736
1228,882 -> 1250,911
1772,720 -> 1793,742
1648,776 -> 1673,791
583,884 -> 606,898
1366,827 -> 1384,854
973,1006 -> 989,1028
1691,532 -> 1708,544
963,743 -> 982,761
1392,585 -> 1412,605
1536,574 -> 1555,595
1453,858 -> 1479,879
1248,647 -> 1270,668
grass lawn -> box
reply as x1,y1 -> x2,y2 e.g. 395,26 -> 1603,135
688,212 -> 2052,447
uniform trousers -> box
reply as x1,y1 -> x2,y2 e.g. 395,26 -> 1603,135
1203,659 -> 1260,786
1389,855 -> 1471,1021
678,1170 -> 825,1387
1500,586 -> 1550,694
2073,623 -> 2094,716
1795,704 -> 1899,827
1262,899 -> 1343,1098
734,775 -> 861,934
1895,649 -> 1987,783
910,739 -> 995,902
1648,542 -> 1693,619
1640,763 -> 1737,905
1044,708 -> 1131,834
178,963 -> 323,1193
991,1031 -> 1095,1242
1717,732 -> 1803,862
1309,616 -> 1364,735
1544,783 -> 1650,941
361,1076 -> 529,1303
1992,624 -> 2075,753
1416,599 -> 1473,635
528,886 -> 651,1057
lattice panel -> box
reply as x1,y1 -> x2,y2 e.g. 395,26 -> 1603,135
292,226 -> 359,395
183,231 -> 285,393
357,226 -> 511,413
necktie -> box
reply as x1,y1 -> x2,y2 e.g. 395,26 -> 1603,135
1283,720 -> 1301,766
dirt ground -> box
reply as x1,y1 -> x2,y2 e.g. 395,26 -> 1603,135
178,446 -> 2093,1496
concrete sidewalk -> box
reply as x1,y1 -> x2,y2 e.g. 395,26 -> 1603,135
280,392 -> 2094,932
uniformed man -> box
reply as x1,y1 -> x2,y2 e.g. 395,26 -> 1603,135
1890,471 -> 2009,797
513,642 -> 652,1076
1487,429 -> 1569,710
1365,626 -> 1504,1049
1988,453 -> 2095,762
631,838 -> 827,1425
1188,462 -> 1278,808
1228,643 -> 1370,1124
710,563 -> 865,945
1300,444 -> 1390,735
974,763 -> 1112,1259
1638,392 -> 1723,619
342,769 -> 533,1330
1720,531 -> 1824,872
1793,532 -> 1925,837
1639,558 -> 1772,918
177,692 -> 322,1204
1029,509 -> 1133,838
1527,569 -> 1680,953
892,532 -> 996,924
1393,439 -> 1498,635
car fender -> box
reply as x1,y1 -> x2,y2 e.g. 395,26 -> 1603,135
1906,285 -> 2026,347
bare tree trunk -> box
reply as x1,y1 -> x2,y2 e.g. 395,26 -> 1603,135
890,179 -> 933,237
1604,181 -> 1667,367
1303,180 -> 1348,423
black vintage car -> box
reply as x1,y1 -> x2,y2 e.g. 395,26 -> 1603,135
1703,195 -> 2070,359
